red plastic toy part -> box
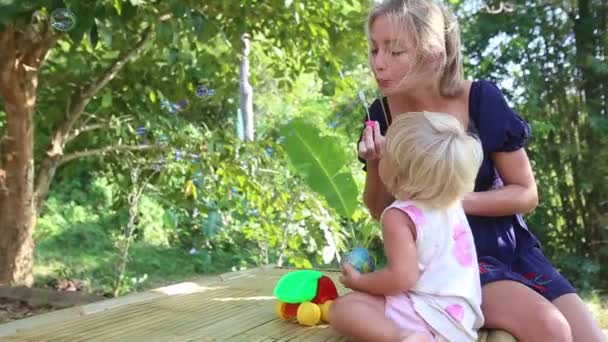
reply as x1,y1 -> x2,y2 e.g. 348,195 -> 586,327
311,276 -> 338,304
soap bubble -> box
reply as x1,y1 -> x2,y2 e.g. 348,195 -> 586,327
196,85 -> 215,97
265,147 -> 274,157
156,134 -> 169,147
50,8 -> 76,32
193,171 -> 203,187
176,99 -> 189,111
136,126 -> 146,136
161,99 -> 187,114
174,149 -> 184,161
152,157 -> 166,171
196,86 -> 208,97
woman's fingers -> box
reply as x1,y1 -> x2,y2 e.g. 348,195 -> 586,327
358,127 -> 374,160
359,121 -> 385,160
372,121 -> 384,156
358,140 -> 369,159
364,125 -> 375,155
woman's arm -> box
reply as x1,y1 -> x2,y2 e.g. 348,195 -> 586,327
363,159 -> 394,220
463,149 -> 538,217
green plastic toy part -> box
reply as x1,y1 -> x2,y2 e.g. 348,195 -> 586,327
273,270 -> 323,304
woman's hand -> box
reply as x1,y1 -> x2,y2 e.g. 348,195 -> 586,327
358,121 -> 385,161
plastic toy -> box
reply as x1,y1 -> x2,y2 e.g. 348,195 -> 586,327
344,247 -> 375,274
273,270 -> 338,326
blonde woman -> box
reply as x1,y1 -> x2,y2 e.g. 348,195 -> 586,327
331,112 -> 484,341
337,0 -> 605,341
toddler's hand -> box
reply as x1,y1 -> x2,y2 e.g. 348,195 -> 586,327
339,262 -> 361,290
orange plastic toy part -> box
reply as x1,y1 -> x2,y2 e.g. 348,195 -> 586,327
311,276 -> 338,304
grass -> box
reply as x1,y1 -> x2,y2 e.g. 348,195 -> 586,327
33,231 -> 239,296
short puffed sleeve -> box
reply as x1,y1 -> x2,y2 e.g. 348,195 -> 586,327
470,80 -> 531,153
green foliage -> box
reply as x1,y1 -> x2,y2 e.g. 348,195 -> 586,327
458,0 -> 607,291
34,123 -> 355,293
280,118 -> 359,218
4,0 -> 605,297
0,0 -> 374,292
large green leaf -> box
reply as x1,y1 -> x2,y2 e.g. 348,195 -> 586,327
280,118 -> 358,218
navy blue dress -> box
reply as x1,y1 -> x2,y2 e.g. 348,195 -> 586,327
358,80 -> 576,301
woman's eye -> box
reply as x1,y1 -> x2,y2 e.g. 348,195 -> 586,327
391,50 -> 405,56
370,49 -> 379,55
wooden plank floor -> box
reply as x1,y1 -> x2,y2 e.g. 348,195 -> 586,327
1,266 -> 519,342
1,267 -> 349,342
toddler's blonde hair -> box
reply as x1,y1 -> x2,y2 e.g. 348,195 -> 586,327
382,112 -> 483,207
367,0 -> 464,96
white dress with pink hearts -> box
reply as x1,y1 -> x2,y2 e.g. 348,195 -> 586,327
381,200 -> 484,341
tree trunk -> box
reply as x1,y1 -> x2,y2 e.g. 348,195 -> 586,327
239,33 -> 254,141
0,23 -> 58,286
0,21 -> 151,285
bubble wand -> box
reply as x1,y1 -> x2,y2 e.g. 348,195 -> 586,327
358,91 -> 375,127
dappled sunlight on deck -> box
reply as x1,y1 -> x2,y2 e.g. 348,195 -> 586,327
0,267 -> 349,341
0,267 -> 517,341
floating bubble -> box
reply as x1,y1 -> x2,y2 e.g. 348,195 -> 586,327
174,149 -> 184,161
152,157 -> 166,171
156,134 -> 169,147
193,171 -> 203,187
161,99 -> 186,114
50,8 -> 76,32
161,99 -> 175,114
196,85 -> 215,97
136,126 -> 146,136
265,147 -> 274,157
178,99 -> 189,110
196,86 -> 208,97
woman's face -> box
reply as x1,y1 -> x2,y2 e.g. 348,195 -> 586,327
369,14 -> 417,96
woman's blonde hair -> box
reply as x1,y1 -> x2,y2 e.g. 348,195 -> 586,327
367,0 -> 464,96
382,112 -> 483,208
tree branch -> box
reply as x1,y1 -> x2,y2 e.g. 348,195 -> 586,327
59,144 -> 158,166
65,123 -> 109,144
46,26 -> 154,158
81,27 -> 153,101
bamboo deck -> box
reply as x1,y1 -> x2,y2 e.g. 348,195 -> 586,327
0,266 -> 514,341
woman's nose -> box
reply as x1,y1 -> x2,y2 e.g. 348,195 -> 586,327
373,51 -> 388,72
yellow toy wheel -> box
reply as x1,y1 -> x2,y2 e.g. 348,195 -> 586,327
275,301 -> 289,320
320,300 -> 333,323
296,301 -> 321,326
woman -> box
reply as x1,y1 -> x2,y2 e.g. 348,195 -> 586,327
350,0 -> 605,341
